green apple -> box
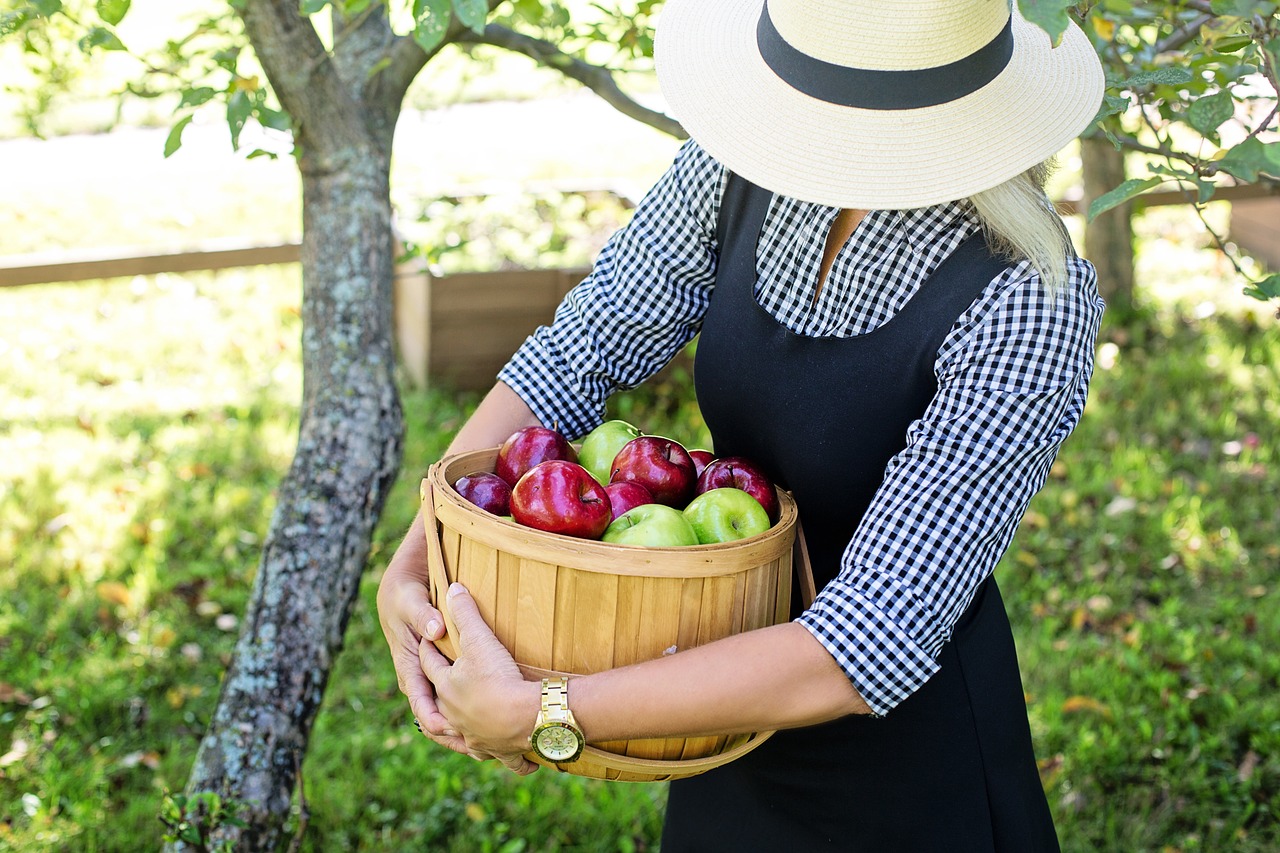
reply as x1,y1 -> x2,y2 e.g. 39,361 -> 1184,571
602,504 -> 699,547
578,419 -> 642,485
682,488 -> 771,544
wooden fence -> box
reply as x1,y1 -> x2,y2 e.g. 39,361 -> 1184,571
2,183 -> 1276,390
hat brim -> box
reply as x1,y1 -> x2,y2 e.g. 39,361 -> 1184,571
655,0 -> 1104,209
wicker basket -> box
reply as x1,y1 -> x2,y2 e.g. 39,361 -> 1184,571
422,447 -> 799,782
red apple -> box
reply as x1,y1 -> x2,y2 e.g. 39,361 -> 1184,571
609,436 -> 697,508
688,449 -> 716,478
695,457 -> 780,522
454,472 -> 512,516
510,460 -> 612,539
604,481 -> 654,521
495,426 -> 576,486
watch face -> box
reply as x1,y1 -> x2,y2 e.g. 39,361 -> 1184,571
533,722 -> 584,763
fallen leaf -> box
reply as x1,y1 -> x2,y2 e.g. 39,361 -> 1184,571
152,627 -> 177,649
1061,696 -> 1113,720
0,683 -> 33,706
1238,750 -> 1260,783
0,739 -> 30,768
97,581 -> 132,608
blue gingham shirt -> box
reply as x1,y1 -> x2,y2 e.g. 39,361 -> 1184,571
499,140 -> 1104,715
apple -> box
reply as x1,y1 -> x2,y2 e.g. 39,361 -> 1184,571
579,419 -> 643,485
602,503 -> 700,547
495,426 -> 577,486
688,449 -> 716,478
608,436 -> 697,507
695,456 -> 780,522
510,460 -> 612,539
604,481 -> 654,521
454,472 -> 512,516
682,488 -> 772,544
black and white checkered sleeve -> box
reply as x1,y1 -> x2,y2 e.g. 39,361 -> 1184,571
797,257 -> 1106,715
497,140 -> 725,439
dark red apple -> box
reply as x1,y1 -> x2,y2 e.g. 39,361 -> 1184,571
609,436 -> 697,508
454,472 -> 512,516
495,426 -> 576,486
510,460 -> 612,539
695,456 -> 780,522
688,449 -> 716,478
604,481 -> 654,521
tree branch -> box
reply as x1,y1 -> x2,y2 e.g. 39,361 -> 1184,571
458,23 -> 686,139
239,0 -> 368,151
1154,13 -> 1212,55
373,0 -> 508,114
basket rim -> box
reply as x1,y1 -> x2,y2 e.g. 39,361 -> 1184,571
427,447 -> 798,577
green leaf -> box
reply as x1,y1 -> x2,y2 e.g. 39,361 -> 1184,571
1124,67 -> 1195,88
1192,177 -> 1217,205
343,0 -> 373,14
1092,93 -> 1130,125
1210,0 -> 1277,15
0,11 -> 30,37
256,105 -> 290,132
510,0 -> 543,24
227,90 -> 252,150
412,0 -> 450,53
95,0 -> 130,26
1017,0 -> 1074,47
1186,90 -> 1234,137
452,0 -> 487,33
78,25 -> 125,52
178,86 -> 217,109
1212,35 -> 1254,53
298,0 -> 328,14
164,114 -> 194,158
1217,138 -> 1280,182
1265,37 -> 1280,73
32,0 -> 63,16
1242,273 -> 1280,301
1087,177 -> 1162,221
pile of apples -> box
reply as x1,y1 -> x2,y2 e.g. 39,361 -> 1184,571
452,420 -> 780,547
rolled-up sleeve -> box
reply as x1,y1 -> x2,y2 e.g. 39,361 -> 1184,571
797,258 -> 1106,715
498,141 -> 725,439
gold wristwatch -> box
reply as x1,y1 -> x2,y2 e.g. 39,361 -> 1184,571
529,677 -> 585,763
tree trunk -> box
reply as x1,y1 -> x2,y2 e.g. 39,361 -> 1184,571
174,141 -> 403,849
1081,136 -> 1136,315
169,5 -> 406,842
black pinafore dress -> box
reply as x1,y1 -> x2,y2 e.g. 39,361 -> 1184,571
660,176 -> 1059,852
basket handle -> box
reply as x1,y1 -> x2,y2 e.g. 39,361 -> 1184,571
537,729 -> 775,780
793,519 -> 817,610
420,479 -> 459,657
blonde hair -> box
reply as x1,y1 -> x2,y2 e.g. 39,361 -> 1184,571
967,161 -> 1073,292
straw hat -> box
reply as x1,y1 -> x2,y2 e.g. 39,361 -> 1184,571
655,0 -> 1104,209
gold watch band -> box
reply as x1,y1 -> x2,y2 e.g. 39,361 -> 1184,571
541,677 -> 570,718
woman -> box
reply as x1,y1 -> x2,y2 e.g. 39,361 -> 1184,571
378,0 -> 1106,849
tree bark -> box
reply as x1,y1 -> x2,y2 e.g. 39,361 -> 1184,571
1081,136 -> 1136,315
172,3 -> 403,850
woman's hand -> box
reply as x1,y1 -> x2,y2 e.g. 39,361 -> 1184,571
375,515 -> 468,755
419,583 -> 541,775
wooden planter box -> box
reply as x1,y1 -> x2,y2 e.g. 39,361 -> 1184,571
393,259 -> 590,391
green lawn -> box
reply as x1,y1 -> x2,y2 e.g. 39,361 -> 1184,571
1,119 -> 1278,850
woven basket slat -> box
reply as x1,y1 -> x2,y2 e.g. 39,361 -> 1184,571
512,557 -> 557,672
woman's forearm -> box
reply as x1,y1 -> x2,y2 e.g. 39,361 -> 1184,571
572,622 -> 871,742
446,381 -> 544,456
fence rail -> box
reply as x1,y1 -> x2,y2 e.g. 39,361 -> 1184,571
3,184 -> 1275,389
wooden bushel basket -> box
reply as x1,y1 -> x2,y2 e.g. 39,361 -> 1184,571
422,447 -> 799,782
